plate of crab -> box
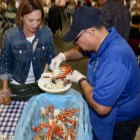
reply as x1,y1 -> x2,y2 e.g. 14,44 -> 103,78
38,63 -> 72,93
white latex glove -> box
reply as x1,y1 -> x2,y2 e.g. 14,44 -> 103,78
50,52 -> 66,71
66,70 -> 86,83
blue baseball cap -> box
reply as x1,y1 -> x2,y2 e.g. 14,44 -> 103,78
63,6 -> 103,42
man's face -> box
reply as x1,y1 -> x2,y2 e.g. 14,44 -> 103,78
22,10 -> 42,35
74,29 -> 96,52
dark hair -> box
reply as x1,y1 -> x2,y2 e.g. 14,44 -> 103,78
132,15 -> 140,24
16,0 -> 45,28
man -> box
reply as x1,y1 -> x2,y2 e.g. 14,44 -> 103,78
97,0 -> 131,41
50,6 -> 140,140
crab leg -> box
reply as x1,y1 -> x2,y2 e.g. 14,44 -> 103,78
32,122 -> 49,132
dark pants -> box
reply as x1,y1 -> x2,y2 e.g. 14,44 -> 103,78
9,83 -> 44,101
113,119 -> 140,140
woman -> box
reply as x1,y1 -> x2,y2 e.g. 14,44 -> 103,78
0,0 -> 55,103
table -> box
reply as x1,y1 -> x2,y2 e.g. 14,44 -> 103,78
0,90 -> 93,140
0,101 -> 26,140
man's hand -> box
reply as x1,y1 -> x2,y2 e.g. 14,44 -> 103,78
66,70 -> 86,83
50,52 -> 66,70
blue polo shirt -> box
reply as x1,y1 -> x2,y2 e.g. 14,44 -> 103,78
86,27 -> 140,140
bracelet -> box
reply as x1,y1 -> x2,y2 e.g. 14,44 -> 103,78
78,77 -> 87,88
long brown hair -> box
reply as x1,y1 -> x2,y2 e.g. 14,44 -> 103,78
16,0 -> 45,28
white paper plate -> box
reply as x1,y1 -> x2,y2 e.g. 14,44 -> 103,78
38,78 -> 72,94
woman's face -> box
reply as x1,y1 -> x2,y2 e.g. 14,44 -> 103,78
22,10 -> 42,36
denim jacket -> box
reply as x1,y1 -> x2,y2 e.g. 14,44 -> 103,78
0,26 -> 55,84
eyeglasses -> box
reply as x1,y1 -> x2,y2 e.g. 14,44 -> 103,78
73,30 -> 86,45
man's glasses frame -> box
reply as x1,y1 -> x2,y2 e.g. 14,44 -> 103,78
73,30 -> 86,45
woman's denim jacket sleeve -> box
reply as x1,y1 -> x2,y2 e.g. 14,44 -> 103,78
0,26 -> 55,84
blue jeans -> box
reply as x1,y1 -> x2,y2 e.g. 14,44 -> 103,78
113,119 -> 140,140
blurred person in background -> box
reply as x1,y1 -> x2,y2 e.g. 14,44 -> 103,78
84,0 -> 92,7
41,0 -> 51,24
97,0 -> 131,41
64,0 -> 76,21
6,0 -> 17,13
47,0 -> 62,36
128,2 -> 140,56
129,0 -> 137,12
0,0 -> 55,103
4,0 -> 17,23
0,0 -> 7,14
50,6 -> 140,140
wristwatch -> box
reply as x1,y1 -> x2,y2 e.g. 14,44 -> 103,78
78,77 -> 87,88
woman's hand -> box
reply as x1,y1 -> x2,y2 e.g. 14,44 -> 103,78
0,89 -> 12,105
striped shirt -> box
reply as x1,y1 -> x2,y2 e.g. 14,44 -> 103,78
99,0 -> 131,41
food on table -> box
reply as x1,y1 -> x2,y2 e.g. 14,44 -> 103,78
39,77 -> 65,90
33,133 -> 48,140
43,63 -> 72,79
32,105 -> 80,140
39,63 -> 72,90
55,63 -> 72,79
